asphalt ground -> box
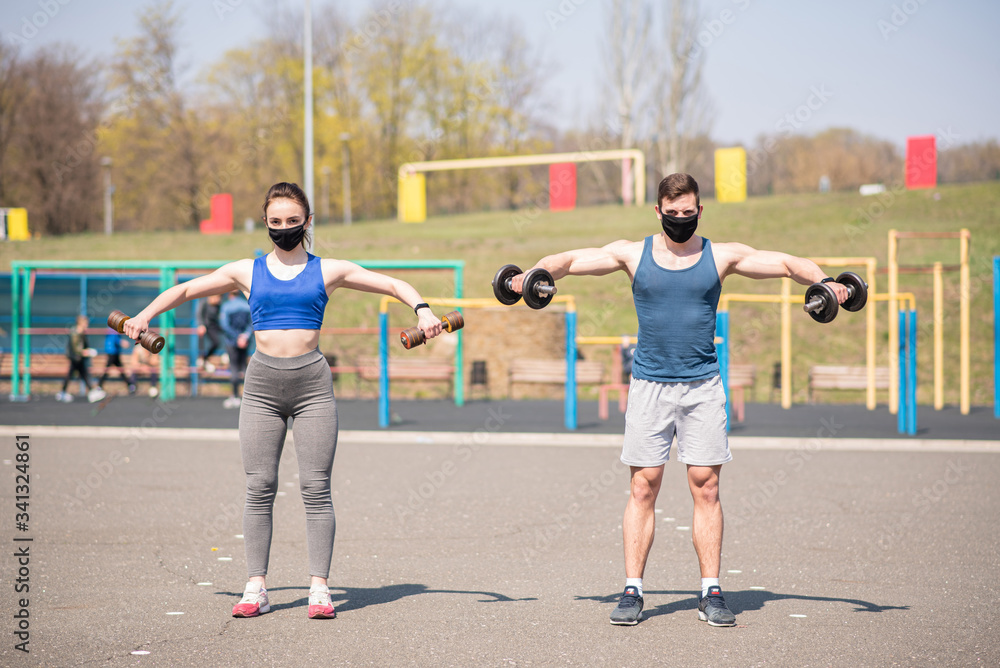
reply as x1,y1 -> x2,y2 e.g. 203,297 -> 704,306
1,396 -> 998,667
1,393 -> 999,440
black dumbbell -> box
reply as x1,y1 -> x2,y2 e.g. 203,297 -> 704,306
492,264 -> 558,310
803,271 -> 868,323
400,310 -> 465,349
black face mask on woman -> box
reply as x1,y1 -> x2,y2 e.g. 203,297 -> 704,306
268,223 -> 307,251
659,211 -> 699,243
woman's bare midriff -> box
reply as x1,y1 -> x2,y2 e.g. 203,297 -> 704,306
253,329 -> 321,358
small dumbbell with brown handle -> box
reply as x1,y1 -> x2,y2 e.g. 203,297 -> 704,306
108,310 -> 165,354
400,310 -> 465,349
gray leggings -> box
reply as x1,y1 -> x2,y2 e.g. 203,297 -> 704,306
238,349 -> 339,579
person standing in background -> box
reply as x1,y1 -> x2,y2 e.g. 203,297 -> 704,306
57,315 -> 107,403
197,293 -> 225,373
99,327 -> 136,394
220,291 -> 253,409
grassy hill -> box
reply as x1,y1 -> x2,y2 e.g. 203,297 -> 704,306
4,181 -> 998,406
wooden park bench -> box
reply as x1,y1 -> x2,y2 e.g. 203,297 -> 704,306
358,355 -> 455,396
808,365 -> 890,403
727,364 -> 756,423
508,358 -> 605,396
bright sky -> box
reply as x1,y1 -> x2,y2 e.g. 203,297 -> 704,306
4,0 -> 998,147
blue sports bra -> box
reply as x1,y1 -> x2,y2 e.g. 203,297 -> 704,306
248,253 -> 329,330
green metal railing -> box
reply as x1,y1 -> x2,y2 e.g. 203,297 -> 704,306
10,259 -> 464,402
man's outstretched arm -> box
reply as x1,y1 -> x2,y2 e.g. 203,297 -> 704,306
722,242 -> 849,302
513,241 -> 634,292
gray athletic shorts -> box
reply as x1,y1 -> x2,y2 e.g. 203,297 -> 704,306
621,375 -> 731,468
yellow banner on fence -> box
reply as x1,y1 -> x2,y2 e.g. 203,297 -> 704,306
715,147 -> 747,203
398,173 -> 426,223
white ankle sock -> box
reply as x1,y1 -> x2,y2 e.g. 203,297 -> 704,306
701,577 -> 719,598
625,578 -> 643,597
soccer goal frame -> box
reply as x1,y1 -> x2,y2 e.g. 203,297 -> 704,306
397,149 -> 646,222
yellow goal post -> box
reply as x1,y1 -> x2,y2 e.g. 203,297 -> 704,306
397,149 -> 646,222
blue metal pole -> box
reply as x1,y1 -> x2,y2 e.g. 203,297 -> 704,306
80,274 -> 88,317
191,298 -> 200,397
994,257 -> 999,419
898,310 -> 907,435
378,311 -> 389,428
908,310 -> 918,435
565,310 -> 577,430
22,269 -> 32,396
716,311 -> 730,430
10,265 -> 21,399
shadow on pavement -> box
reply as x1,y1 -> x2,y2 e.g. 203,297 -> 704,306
577,589 -> 910,621
217,583 -> 537,613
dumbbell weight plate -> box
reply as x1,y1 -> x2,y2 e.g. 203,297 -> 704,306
522,268 -> 555,310
804,282 -> 839,323
836,271 -> 868,312
492,264 -> 523,306
442,310 -> 464,333
140,332 -> 165,354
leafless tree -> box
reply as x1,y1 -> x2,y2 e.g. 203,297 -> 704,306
605,0 -> 651,152
653,0 -> 713,176
0,43 -> 25,205
108,0 -> 204,230
4,45 -> 102,234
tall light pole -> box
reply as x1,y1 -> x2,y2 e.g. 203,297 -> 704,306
101,156 -> 113,235
340,132 -> 352,226
303,0 -> 314,212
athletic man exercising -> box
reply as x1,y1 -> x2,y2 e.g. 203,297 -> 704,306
510,173 -> 848,626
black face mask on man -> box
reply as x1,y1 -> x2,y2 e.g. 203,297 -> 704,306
268,223 -> 307,251
659,211 -> 699,244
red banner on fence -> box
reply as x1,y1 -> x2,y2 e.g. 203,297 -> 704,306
200,193 -> 233,234
549,163 -> 577,212
905,135 -> 937,190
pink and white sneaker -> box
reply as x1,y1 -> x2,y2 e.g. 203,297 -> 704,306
308,584 -> 336,619
232,582 -> 270,618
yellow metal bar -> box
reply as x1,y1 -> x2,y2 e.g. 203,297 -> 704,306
806,257 -> 878,267
781,277 -> 792,409
871,292 -> 916,310
960,229 -> 970,415
379,295 -> 577,312
399,149 -> 646,208
577,336 -> 638,345
887,230 -> 899,414
866,257 -> 878,410
933,262 -> 944,410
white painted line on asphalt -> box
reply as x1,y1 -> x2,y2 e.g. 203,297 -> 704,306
131,651 -> 151,655
676,526 -> 690,531
166,612 -> 184,615
235,534 -> 243,539
218,557 -> 232,561
728,570 -> 742,574
790,614 -> 807,618
663,517 -> 675,522
3,426 -> 999,453
197,582 -> 212,586
750,586 -> 766,590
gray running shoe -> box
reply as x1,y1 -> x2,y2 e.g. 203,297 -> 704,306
698,586 -> 736,626
610,586 -> 644,625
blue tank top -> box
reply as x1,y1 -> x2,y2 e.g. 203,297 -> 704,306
249,253 -> 329,331
631,236 -> 721,382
